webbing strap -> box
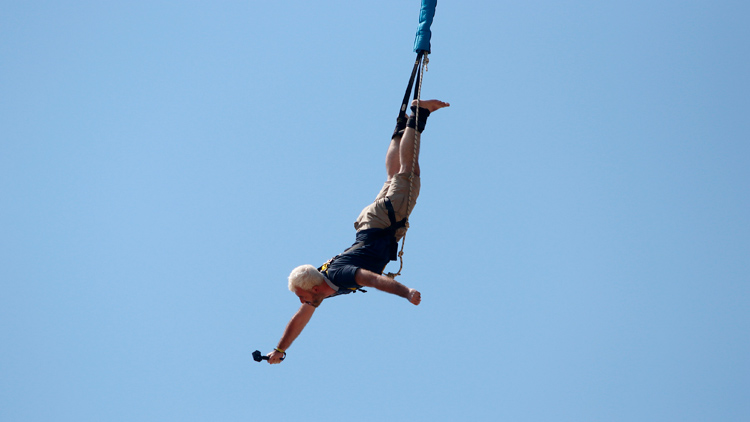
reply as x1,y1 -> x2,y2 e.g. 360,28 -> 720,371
397,52 -> 425,125
384,198 -> 407,230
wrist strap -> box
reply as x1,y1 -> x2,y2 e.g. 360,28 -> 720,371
275,347 -> 286,355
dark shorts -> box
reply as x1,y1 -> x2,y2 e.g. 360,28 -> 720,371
325,228 -> 395,289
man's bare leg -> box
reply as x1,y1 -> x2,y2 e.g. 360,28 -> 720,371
385,135 -> 401,179
399,127 -> 420,176
398,99 -> 450,176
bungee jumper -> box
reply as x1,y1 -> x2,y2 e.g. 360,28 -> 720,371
255,0 -> 448,364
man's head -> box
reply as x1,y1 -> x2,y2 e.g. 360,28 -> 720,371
288,264 -> 329,307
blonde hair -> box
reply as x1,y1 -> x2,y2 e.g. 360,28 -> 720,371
288,264 -> 325,291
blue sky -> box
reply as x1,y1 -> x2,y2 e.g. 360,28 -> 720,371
2,1 -> 748,421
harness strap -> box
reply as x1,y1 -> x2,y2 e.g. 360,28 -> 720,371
384,198 -> 407,231
397,52 -> 425,127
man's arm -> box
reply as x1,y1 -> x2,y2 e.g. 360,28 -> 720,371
267,303 -> 316,364
355,268 -> 421,305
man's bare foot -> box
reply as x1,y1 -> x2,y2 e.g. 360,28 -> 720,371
411,99 -> 450,112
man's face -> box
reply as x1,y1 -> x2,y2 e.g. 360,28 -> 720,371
293,286 -> 325,308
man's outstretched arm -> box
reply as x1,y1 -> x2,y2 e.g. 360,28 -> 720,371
355,268 -> 421,305
268,303 -> 316,364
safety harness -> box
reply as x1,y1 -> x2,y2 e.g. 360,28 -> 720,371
318,198 -> 407,297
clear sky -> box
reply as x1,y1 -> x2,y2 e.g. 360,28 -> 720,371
2,1 -> 748,421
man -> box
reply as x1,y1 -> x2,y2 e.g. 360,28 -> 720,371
265,99 -> 450,364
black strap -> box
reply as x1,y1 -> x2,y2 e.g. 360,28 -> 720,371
383,198 -> 408,261
397,52 -> 425,126
383,198 -> 408,229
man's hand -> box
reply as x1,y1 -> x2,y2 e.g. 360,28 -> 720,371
267,349 -> 285,364
408,288 -> 421,305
